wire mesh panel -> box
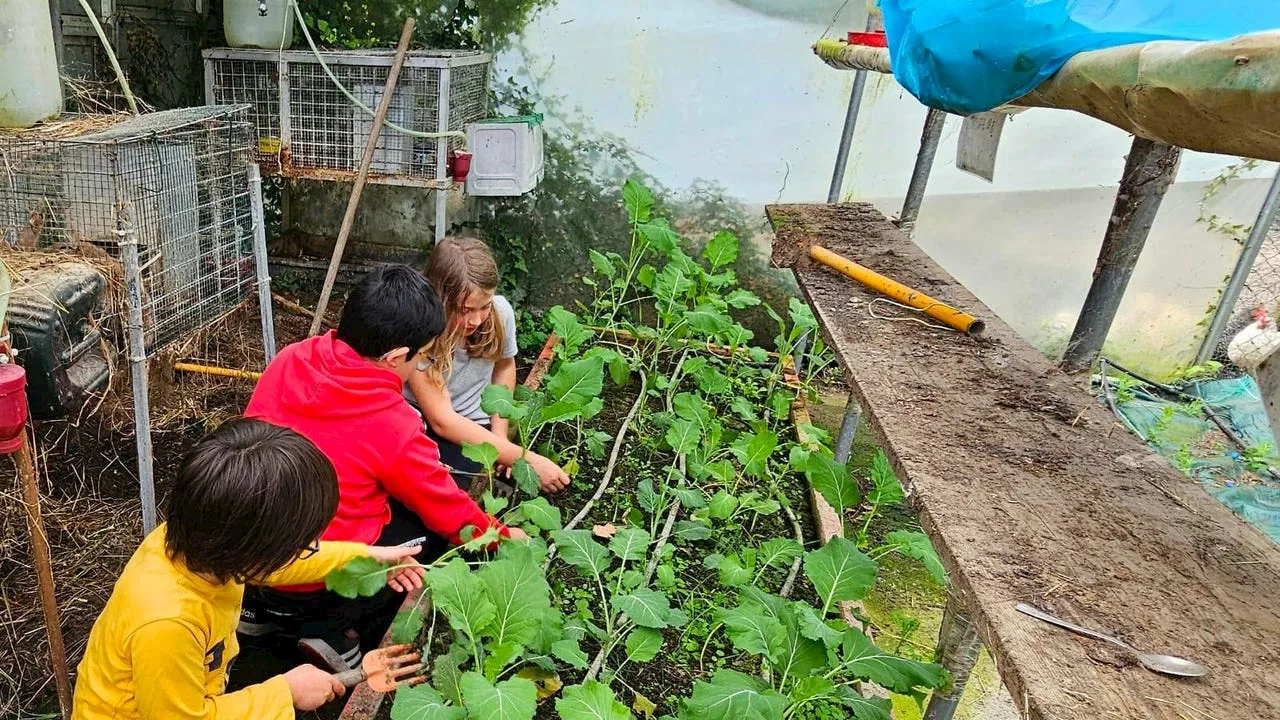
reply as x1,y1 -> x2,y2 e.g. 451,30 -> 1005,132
0,106 -> 256,353
203,49 -> 491,186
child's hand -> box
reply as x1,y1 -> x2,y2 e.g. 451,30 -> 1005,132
368,545 -> 426,593
528,453 -> 570,493
506,527 -> 531,542
285,664 -> 346,710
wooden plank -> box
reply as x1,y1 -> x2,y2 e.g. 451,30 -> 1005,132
767,202 -> 1280,720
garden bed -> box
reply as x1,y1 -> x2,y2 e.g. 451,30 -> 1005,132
331,182 -> 948,720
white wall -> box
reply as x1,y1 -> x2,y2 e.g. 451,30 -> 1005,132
503,0 -> 1276,376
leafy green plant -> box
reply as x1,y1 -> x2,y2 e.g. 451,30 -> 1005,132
1113,375 -> 1137,405
1241,441 -> 1274,473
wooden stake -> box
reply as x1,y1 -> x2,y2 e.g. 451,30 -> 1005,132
308,18 -> 416,337
15,431 -> 74,714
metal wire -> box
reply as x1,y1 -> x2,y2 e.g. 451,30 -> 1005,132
205,48 -> 490,182
0,106 -> 256,355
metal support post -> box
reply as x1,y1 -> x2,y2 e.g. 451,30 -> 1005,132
248,164 -> 278,361
899,108 -> 947,236
119,203 -> 157,534
435,66 -> 452,243
834,392 -> 861,464
827,73 -> 868,203
1060,138 -> 1181,373
922,592 -> 983,720
1195,170 -> 1280,364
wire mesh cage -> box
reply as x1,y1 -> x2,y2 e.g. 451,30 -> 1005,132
0,105 -> 257,354
203,48 -> 491,186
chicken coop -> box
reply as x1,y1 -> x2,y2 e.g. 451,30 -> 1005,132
202,48 -> 491,240
0,104 -> 277,531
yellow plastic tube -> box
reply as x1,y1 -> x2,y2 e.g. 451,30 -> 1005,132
173,362 -> 263,381
809,245 -> 985,335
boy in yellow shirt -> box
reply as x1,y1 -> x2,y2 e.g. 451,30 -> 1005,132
72,417 -> 425,720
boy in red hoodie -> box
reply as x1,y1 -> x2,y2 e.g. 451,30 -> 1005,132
240,264 -> 524,670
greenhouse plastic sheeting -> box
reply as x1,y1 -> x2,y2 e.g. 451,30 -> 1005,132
879,0 -> 1280,114
1109,376 -> 1280,545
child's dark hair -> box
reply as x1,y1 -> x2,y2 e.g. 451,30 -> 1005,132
165,418 -> 338,584
337,264 -> 446,359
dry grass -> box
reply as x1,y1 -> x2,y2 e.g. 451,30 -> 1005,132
0,294 -> 322,717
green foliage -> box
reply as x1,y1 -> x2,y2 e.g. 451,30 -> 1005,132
326,556 -> 392,599
804,536 -> 879,614
461,442 -> 500,475
557,681 -> 635,720
682,670 -> 788,720
459,673 -> 537,720
299,0 -> 553,51
805,452 -> 860,514
1242,441 -> 1274,472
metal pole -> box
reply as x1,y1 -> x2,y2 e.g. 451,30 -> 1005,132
834,392 -> 861,464
899,108 -> 947,236
119,203 -> 157,534
921,593 -> 983,720
1060,138 -> 1181,373
248,164 -> 278,361
827,73 -> 868,203
434,65 -> 453,243
1195,170 -> 1280,364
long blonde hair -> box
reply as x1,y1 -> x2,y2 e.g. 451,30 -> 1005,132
426,236 -> 505,362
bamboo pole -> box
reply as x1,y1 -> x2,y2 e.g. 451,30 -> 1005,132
808,245 -> 985,335
308,18 -> 416,336
174,362 -> 263,381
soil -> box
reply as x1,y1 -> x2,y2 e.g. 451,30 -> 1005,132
0,292 -> 334,717
768,202 -> 1280,720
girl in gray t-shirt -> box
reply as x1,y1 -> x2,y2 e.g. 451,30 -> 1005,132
406,237 -> 569,495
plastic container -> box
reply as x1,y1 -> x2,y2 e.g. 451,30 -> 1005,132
0,364 -> 27,454
224,0 -> 295,50
0,0 -> 63,128
8,262 -> 110,420
465,116 -> 545,197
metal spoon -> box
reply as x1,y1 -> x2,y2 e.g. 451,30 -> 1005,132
1015,603 -> 1209,678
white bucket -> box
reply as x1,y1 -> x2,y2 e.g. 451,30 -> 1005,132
0,0 -> 63,128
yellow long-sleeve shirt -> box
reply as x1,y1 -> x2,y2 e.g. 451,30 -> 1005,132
72,524 -> 366,720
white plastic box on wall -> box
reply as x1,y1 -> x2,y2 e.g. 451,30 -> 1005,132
465,115 -> 545,196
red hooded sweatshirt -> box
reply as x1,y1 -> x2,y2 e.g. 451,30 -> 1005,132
246,332 -> 505,590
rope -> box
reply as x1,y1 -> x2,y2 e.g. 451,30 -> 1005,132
289,0 -> 466,143
867,298 -> 953,332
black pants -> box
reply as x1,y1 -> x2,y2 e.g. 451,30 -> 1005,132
425,419 -> 490,493
241,498 -> 445,653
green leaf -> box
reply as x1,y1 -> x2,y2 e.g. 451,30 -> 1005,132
551,530 -> 612,578
673,520 -> 712,542
790,676 -> 837,705
637,218 -> 678,253
715,553 -> 753,587
428,558 -> 496,641
478,554 -> 552,648
585,429 -> 613,459
715,605 -> 786,661
637,479 -> 663,514
867,450 -> 905,506
483,641 -> 523,682
432,644 -> 468,705
610,527 -> 652,562
757,538 -> 803,569
671,486 -> 707,509
793,603 -> 844,649
547,356 -> 606,405
557,680 -> 634,720
683,669 -> 788,720
637,264 -> 658,289
483,491 -> 510,515
748,346 -> 770,363
708,490 -> 739,520
805,452 -> 860,515
703,231 -> 739,270
612,589 -> 675,629
391,606 -> 425,645
325,556 -> 389,599
768,391 -> 793,419
833,686 -> 893,720
625,627 -> 664,662
547,306 -> 592,357
739,492 -> 781,516
685,304 -> 733,336
805,536 -> 878,610
519,497 -> 562,531
731,430 -> 778,480
653,265 -> 694,310
883,530 -> 948,584
589,248 -> 616,278
462,442 -> 500,474
459,672 -> 537,720
460,525 -> 503,552
673,392 -> 711,425
481,384 -> 528,422
740,588 -> 828,680
725,288 -> 762,309
841,627 -> 947,694
510,458 -> 541,498
390,683 -> 467,720
623,178 -> 654,223
552,638 -> 590,670
694,367 -> 731,395
729,396 -> 758,422
656,564 -> 676,589
789,297 -> 818,330
706,460 -> 736,484
665,418 -> 701,455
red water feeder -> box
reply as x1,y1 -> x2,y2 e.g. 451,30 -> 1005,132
449,150 -> 473,183
0,363 -> 28,454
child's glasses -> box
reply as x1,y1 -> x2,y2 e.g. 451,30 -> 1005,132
298,540 -> 320,559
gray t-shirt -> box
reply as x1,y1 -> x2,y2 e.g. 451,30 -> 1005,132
405,294 -> 518,423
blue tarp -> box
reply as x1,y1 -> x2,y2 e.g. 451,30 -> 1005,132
879,0 -> 1280,114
